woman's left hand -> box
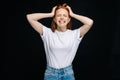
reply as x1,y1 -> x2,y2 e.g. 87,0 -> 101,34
66,6 -> 74,17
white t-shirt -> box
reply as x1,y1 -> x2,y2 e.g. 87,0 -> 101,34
40,26 -> 83,69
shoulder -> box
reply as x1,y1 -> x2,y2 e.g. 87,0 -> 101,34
70,28 -> 81,33
42,25 -> 53,33
40,26 -> 53,37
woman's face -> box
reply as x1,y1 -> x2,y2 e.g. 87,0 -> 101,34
54,8 -> 70,28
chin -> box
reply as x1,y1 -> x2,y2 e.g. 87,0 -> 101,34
59,25 -> 66,28
59,23 -> 67,26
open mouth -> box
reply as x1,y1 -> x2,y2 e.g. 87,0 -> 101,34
58,20 -> 66,24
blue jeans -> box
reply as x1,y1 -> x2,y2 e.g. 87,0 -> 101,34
44,65 -> 75,80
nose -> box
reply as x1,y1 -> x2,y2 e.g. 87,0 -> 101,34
60,16 -> 64,20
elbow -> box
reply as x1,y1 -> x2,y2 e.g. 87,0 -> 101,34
85,19 -> 94,26
26,14 -> 38,21
26,14 -> 36,21
88,19 -> 94,26
26,14 -> 31,20
90,19 -> 94,25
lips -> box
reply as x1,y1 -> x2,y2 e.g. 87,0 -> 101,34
58,20 -> 66,24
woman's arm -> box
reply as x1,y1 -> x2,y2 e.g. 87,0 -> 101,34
67,6 -> 94,37
26,6 -> 56,35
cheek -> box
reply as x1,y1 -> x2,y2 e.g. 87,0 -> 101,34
54,17 -> 59,21
67,18 -> 70,23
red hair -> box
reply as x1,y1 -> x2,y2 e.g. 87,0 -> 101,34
51,3 -> 72,32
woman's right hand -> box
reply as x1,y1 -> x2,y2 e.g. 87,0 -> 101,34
51,6 -> 57,17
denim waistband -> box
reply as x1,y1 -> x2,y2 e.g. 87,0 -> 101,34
46,65 -> 73,73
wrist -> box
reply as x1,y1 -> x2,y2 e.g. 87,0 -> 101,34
70,12 -> 75,17
50,13 -> 54,17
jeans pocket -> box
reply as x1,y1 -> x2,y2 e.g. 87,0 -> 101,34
66,69 -> 74,75
44,69 -> 56,80
45,69 -> 53,76
65,69 -> 75,80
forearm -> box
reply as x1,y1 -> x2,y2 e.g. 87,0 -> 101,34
71,13 -> 93,26
26,13 -> 53,21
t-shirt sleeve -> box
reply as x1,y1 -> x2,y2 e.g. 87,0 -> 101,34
73,27 -> 84,41
40,25 -> 51,41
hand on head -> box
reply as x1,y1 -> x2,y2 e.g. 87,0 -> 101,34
51,6 -> 57,17
51,3 -> 74,17
66,5 -> 74,16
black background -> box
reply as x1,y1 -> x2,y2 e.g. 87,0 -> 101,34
5,0 -> 120,80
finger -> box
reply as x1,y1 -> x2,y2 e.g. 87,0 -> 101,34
53,6 -> 57,9
67,6 -> 71,10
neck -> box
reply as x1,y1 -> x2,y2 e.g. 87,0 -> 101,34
57,26 -> 67,32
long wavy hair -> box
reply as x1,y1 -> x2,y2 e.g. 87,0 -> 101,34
51,3 -> 72,32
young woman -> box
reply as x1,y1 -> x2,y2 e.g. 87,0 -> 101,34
26,3 -> 93,80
